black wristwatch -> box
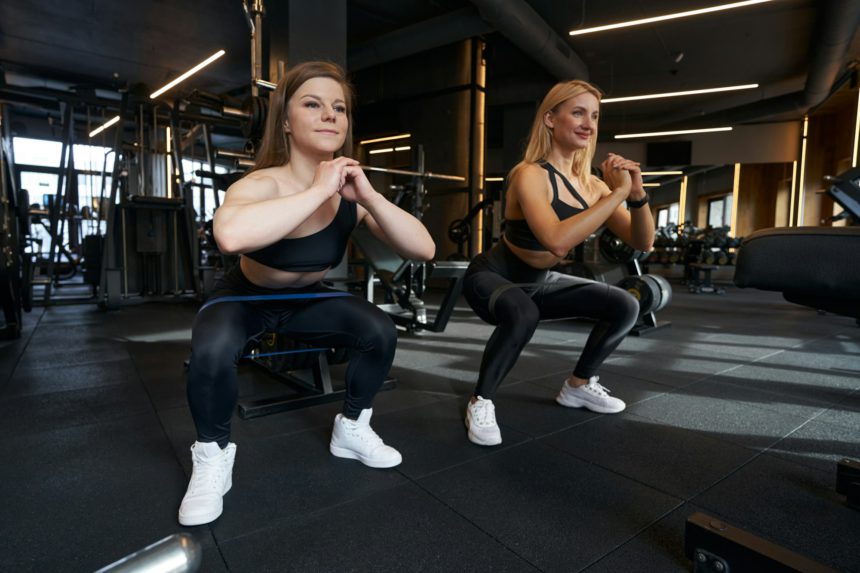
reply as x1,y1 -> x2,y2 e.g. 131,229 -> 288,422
627,193 -> 649,208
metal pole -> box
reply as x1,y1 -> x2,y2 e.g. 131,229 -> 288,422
94,533 -> 202,573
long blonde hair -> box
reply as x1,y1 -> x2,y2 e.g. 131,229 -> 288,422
247,61 -> 355,175
509,79 -> 602,185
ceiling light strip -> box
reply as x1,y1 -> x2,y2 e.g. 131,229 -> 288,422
641,171 -> 684,176
89,115 -> 120,138
569,0 -> 772,36
615,127 -> 732,139
602,84 -> 758,103
150,49 -> 226,99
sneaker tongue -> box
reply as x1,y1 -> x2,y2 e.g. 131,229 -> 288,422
196,442 -> 223,456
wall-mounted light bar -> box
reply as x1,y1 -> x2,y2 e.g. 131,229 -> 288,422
788,160 -> 798,227
678,176 -> 688,225
795,115 -> 809,226
89,115 -> 120,138
150,49 -> 226,99
359,133 -> 411,145
485,177 -> 505,182
255,78 -> 276,91
615,127 -> 732,139
368,146 -> 411,155
641,171 -> 684,176
602,84 -> 758,103
853,88 -> 860,167
642,183 -> 661,188
569,0 -> 772,36
731,163 -> 741,236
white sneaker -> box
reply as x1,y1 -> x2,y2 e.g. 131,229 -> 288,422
330,408 -> 402,468
465,396 -> 502,446
178,441 -> 237,526
556,376 -> 626,414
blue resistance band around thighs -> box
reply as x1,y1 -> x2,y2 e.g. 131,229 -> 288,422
198,291 -> 353,313
197,291 -> 354,360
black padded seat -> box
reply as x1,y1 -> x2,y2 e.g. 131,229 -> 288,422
734,226 -> 860,318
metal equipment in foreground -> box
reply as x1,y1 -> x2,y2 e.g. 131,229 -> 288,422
94,533 -> 201,573
684,512 -> 836,573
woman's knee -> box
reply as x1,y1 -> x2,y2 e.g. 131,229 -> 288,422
358,308 -> 398,353
495,292 -> 540,334
190,327 -> 247,373
607,285 -> 640,324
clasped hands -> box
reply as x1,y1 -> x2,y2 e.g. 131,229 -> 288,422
600,153 -> 646,201
313,156 -> 378,205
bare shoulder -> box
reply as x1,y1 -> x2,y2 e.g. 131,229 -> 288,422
510,163 -> 549,193
223,170 -> 281,206
589,173 -> 611,197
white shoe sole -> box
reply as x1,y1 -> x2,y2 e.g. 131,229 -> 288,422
178,506 -> 222,527
465,418 -> 502,446
556,394 -> 626,414
329,445 -> 402,468
177,481 -> 231,527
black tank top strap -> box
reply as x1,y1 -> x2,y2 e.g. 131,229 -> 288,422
540,161 -> 590,209
539,162 -> 561,202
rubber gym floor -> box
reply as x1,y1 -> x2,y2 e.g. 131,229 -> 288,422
1,283 -> 858,572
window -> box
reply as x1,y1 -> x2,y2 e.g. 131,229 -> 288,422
707,195 -> 732,228
73,144 -> 115,174
182,158 -> 231,220
656,202 -> 679,228
12,137 -> 62,168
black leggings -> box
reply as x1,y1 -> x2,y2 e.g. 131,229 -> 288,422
462,241 -> 639,399
188,265 -> 397,447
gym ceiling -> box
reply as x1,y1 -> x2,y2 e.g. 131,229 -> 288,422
0,0 -> 857,138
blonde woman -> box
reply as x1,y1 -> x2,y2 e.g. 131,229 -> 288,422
462,80 -> 654,446
178,61 -> 435,526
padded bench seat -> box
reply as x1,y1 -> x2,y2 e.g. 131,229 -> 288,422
734,226 -> 860,318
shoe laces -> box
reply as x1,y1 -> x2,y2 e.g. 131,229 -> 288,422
188,449 -> 226,495
344,418 -> 384,449
471,399 -> 497,427
583,377 -> 611,397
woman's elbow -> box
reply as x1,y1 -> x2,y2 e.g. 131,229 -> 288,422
637,239 -> 654,253
547,240 -> 570,259
214,227 -> 243,255
418,240 -> 436,262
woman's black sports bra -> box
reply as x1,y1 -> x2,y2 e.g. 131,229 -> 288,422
243,198 -> 357,272
504,162 -> 589,251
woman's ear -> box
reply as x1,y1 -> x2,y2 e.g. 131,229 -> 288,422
283,120 -> 291,134
543,110 -> 554,130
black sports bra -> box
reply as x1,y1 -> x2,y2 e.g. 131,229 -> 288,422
504,162 -> 588,251
243,198 -> 357,272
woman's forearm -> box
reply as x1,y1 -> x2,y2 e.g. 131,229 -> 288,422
362,193 -> 436,261
214,187 -> 329,254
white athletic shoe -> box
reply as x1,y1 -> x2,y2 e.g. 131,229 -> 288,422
178,441 -> 237,526
465,396 -> 502,446
556,376 -> 626,414
330,408 -> 402,468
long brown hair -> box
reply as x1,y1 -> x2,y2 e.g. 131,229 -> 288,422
509,79 -> 602,187
247,61 -> 355,175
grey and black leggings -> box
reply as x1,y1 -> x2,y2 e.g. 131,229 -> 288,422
462,240 -> 639,399
188,265 -> 397,448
